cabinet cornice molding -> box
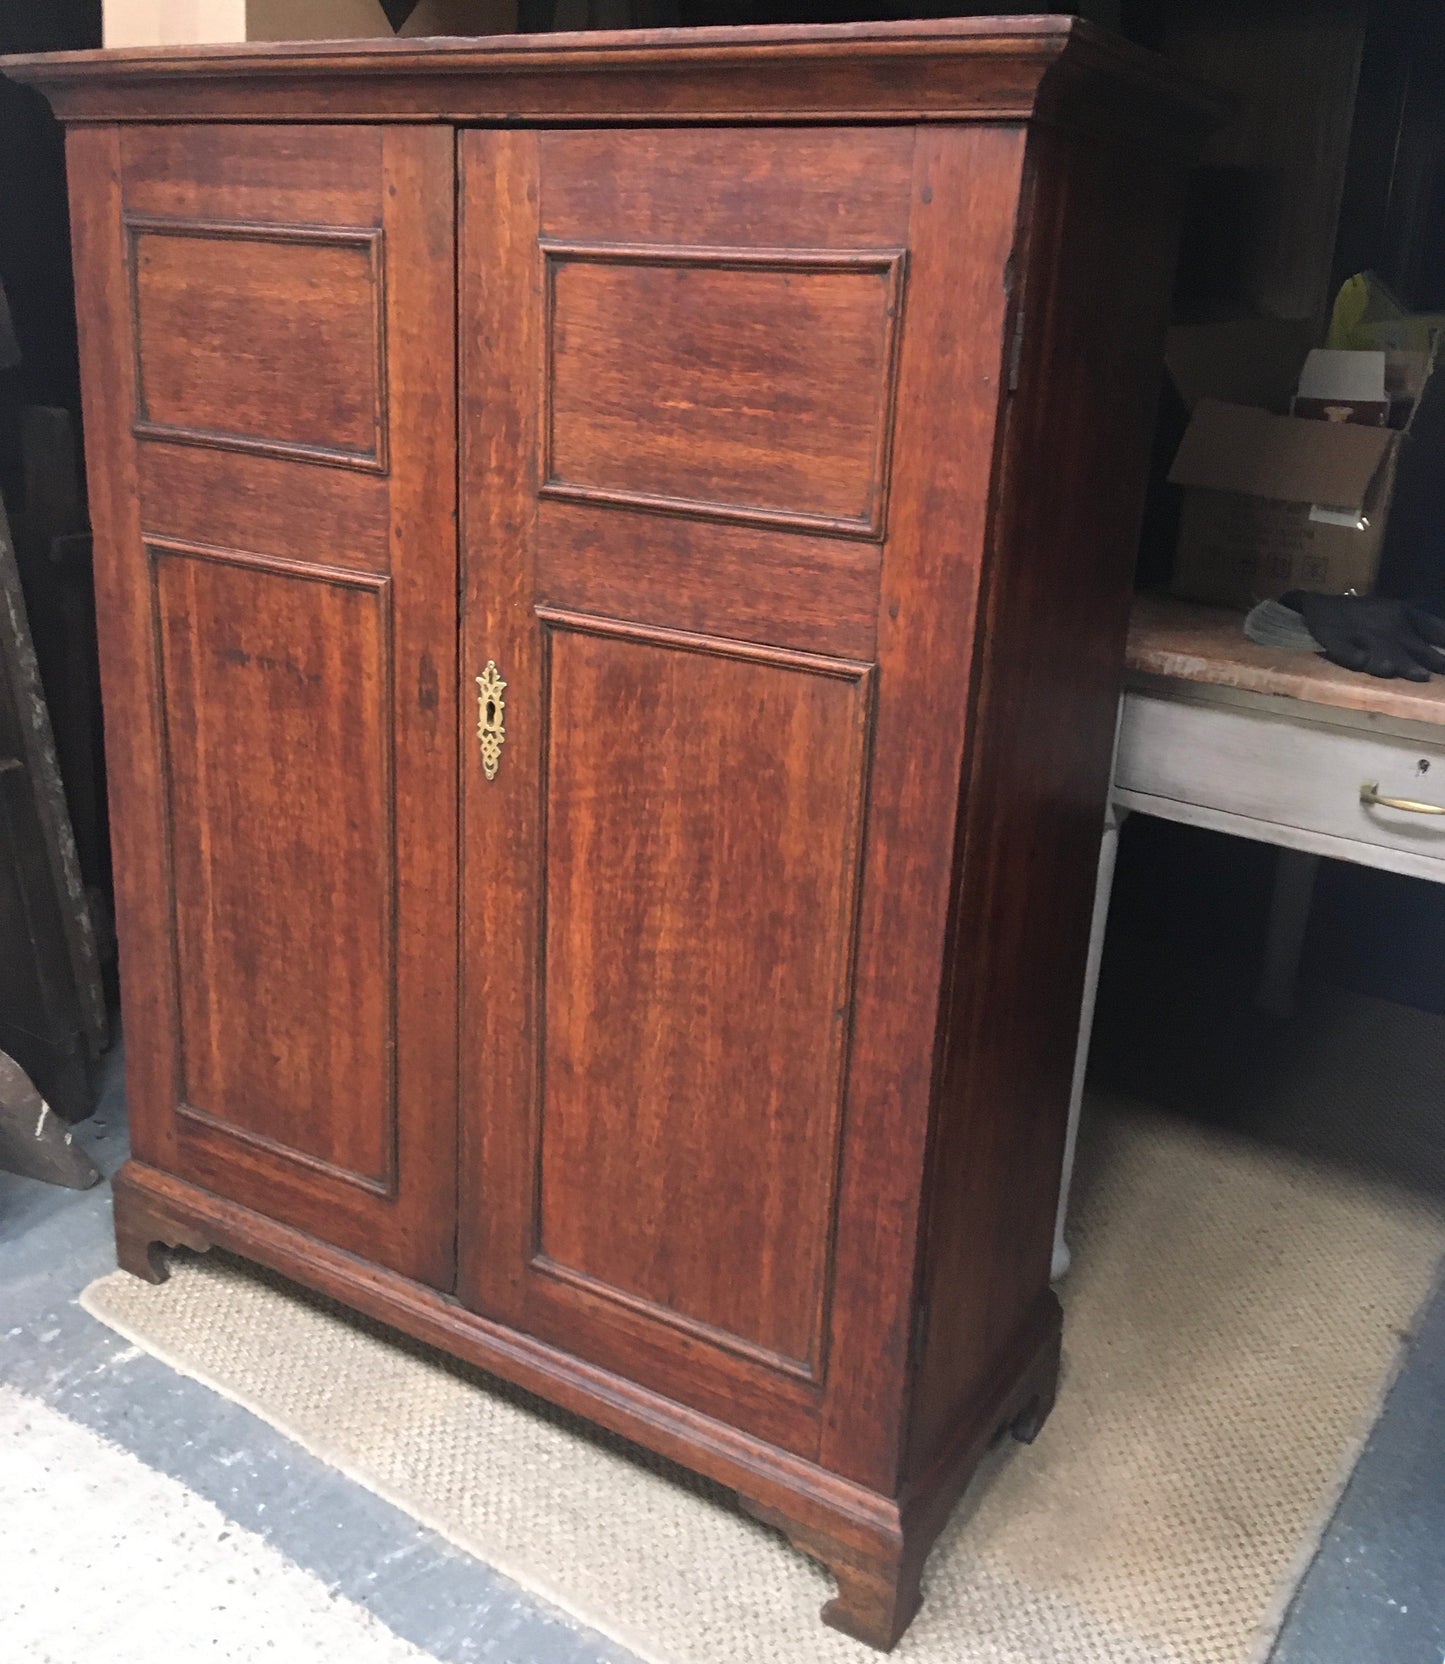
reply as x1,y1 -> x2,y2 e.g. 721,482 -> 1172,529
3,17 -> 1222,145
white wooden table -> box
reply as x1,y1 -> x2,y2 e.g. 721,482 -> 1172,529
1053,594 -> 1445,1277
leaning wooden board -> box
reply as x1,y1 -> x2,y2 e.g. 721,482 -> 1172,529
2,21 -> 1218,1648
0,485 -> 105,1118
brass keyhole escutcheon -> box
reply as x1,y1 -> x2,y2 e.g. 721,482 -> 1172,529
476,661 -> 506,780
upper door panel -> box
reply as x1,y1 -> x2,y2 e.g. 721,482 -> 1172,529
532,126 -> 915,666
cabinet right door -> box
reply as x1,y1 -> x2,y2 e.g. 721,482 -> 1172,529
457,125 -> 1024,1476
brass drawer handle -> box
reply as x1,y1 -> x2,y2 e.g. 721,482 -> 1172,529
1360,780 -> 1445,816
476,661 -> 506,781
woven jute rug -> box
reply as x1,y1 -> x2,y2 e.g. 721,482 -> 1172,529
81,1096 -> 1445,1664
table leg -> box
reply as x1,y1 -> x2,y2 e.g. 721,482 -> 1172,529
1052,796 -> 1126,1281
1255,849 -> 1320,1019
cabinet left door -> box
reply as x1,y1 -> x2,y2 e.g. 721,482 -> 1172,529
68,124 -> 460,1290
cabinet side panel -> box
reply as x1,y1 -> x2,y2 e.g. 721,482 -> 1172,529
68,124 -> 179,1173
906,126 -> 1188,1478
815,125 -> 1027,1492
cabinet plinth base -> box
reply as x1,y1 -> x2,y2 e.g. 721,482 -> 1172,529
110,1158 -> 1061,1653
738,1302 -> 1061,1650
114,1169 -> 212,1283
740,1496 -> 926,1651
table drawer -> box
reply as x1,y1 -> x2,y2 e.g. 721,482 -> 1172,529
1117,691 -> 1445,867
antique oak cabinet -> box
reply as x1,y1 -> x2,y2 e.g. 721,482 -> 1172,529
7,20 -> 1214,1648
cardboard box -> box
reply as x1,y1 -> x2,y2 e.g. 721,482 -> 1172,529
1164,322 -> 1430,607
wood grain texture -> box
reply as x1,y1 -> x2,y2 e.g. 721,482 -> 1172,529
137,444 -> 391,574
542,245 -> 903,537
128,219 -> 386,470
535,613 -> 873,1379
535,498 -> 880,662
151,543 -> 395,1194
119,123 -> 383,226
457,124 -> 546,1342
538,126 -> 914,248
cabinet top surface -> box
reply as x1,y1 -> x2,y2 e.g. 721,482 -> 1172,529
1,16 -> 1222,136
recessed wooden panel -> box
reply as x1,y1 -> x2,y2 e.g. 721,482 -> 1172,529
535,616 -> 873,1375
539,127 -> 915,248
130,220 -> 385,469
139,443 -> 390,574
152,544 -> 395,1193
536,498 -> 880,660
543,246 -> 904,537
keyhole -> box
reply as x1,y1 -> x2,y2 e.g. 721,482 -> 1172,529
486,700 -> 497,726
1419,758 -> 1431,776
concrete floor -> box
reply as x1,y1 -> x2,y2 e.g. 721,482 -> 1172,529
0,1050 -> 631,1664
2,1043 -> 1442,1663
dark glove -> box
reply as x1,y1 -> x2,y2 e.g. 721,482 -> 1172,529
1280,592 -> 1445,682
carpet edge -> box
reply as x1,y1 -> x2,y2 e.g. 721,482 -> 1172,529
1245,1254 -> 1445,1664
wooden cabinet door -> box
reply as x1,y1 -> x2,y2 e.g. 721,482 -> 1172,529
71,124 -> 458,1289
457,126 -> 1014,1463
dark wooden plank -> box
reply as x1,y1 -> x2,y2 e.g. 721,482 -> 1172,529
456,126 -> 546,1341
0,474 -> 105,1119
